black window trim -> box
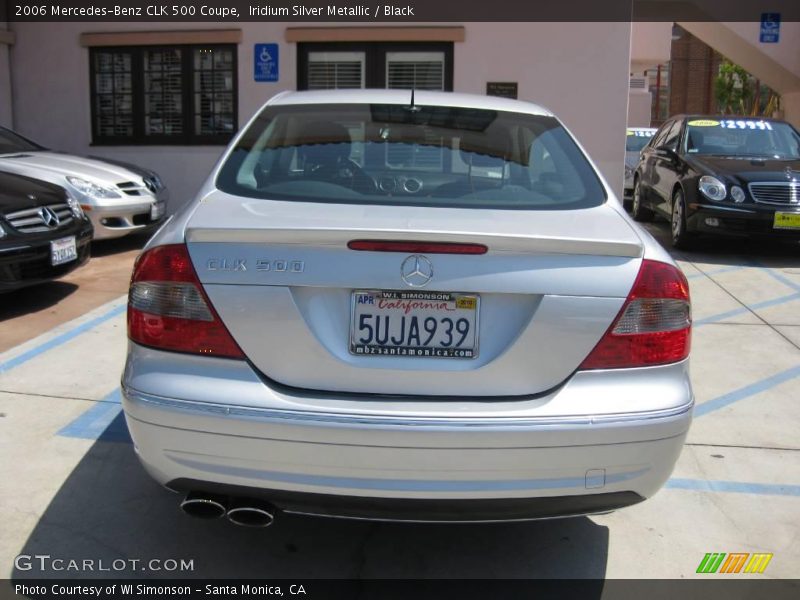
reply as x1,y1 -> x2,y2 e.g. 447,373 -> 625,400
650,120 -> 673,150
662,120 -> 682,151
89,43 -> 238,146
297,41 -> 454,92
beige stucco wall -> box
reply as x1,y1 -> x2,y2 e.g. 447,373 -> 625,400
627,90 -> 652,127
722,21 -> 800,78
630,22 -> 671,75
8,21 -> 632,206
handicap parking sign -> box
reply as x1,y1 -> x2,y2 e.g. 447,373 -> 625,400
254,43 -> 279,82
760,13 -> 780,43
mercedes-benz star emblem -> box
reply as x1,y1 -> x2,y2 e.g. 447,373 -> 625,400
38,206 -> 60,228
401,254 -> 434,288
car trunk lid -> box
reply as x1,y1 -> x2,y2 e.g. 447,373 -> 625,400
185,193 -> 644,396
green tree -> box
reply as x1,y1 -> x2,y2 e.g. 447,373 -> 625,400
714,60 -> 781,116
714,61 -> 753,114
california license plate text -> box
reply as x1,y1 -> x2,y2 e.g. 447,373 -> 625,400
350,291 -> 478,359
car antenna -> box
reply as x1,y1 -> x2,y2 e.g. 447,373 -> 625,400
405,87 -> 421,113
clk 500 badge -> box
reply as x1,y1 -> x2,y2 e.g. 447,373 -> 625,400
207,258 -> 247,271
206,258 -> 305,273
256,259 -> 305,272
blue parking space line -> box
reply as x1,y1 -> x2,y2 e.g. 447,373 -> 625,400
57,389 -> 130,443
666,478 -> 800,497
694,365 -> 800,417
686,265 -> 743,280
693,291 -> 800,327
0,304 -> 126,375
693,307 -> 750,326
758,266 -> 800,293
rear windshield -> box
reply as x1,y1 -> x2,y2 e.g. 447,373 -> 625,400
216,103 -> 606,210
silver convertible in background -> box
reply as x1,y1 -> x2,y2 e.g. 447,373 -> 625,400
0,127 -> 168,240
122,90 -> 693,527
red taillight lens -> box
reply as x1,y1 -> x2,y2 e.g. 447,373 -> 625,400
348,240 -> 488,254
127,244 -> 244,359
579,259 -> 691,370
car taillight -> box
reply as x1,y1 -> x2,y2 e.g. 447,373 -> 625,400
127,244 -> 244,359
579,259 -> 691,370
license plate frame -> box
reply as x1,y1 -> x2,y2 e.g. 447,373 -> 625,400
349,290 -> 480,359
50,236 -> 78,266
773,212 -> 800,230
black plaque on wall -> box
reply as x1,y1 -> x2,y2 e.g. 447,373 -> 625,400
486,82 -> 518,99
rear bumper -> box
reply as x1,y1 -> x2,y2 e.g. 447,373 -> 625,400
687,203 -> 800,239
165,480 -> 645,522
122,344 -> 693,521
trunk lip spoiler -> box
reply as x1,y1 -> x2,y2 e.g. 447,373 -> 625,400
185,228 -> 643,258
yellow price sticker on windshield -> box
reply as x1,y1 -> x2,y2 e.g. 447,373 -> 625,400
687,119 -> 720,127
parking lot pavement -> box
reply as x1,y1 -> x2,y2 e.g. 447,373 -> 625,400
0,235 -> 147,353
0,220 -> 798,579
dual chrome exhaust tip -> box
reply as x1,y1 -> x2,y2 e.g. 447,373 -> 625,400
180,492 -> 276,528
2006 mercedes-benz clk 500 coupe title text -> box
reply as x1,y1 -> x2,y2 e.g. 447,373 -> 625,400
121,90 -> 693,527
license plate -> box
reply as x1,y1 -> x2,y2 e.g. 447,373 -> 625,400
51,236 -> 77,266
350,290 -> 479,359
150,201 -> 165,220
773,212 -> 800,230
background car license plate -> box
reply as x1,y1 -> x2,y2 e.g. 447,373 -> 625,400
350,290 -> 479,358
773,212 -> 800,230
50,236 -> 77,266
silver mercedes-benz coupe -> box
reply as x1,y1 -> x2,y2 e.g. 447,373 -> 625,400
121,90 -> 693,527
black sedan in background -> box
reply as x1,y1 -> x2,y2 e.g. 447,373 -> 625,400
0,171 -> 93,292
631,115 -> 800,248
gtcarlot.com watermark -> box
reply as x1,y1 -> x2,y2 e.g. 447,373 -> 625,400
14,554 -> 194,573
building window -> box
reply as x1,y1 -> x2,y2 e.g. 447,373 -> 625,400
306,51 -> 365,89
385,51 -> 445,90
298,43 -> 453,92
93,51 -> 134,138
90,44 -> 237,145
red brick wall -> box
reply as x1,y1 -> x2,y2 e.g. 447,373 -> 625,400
668,27 -> 723,115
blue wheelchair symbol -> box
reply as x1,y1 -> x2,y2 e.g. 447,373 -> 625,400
760,13 -> 780,43
255,44 -> 279,82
